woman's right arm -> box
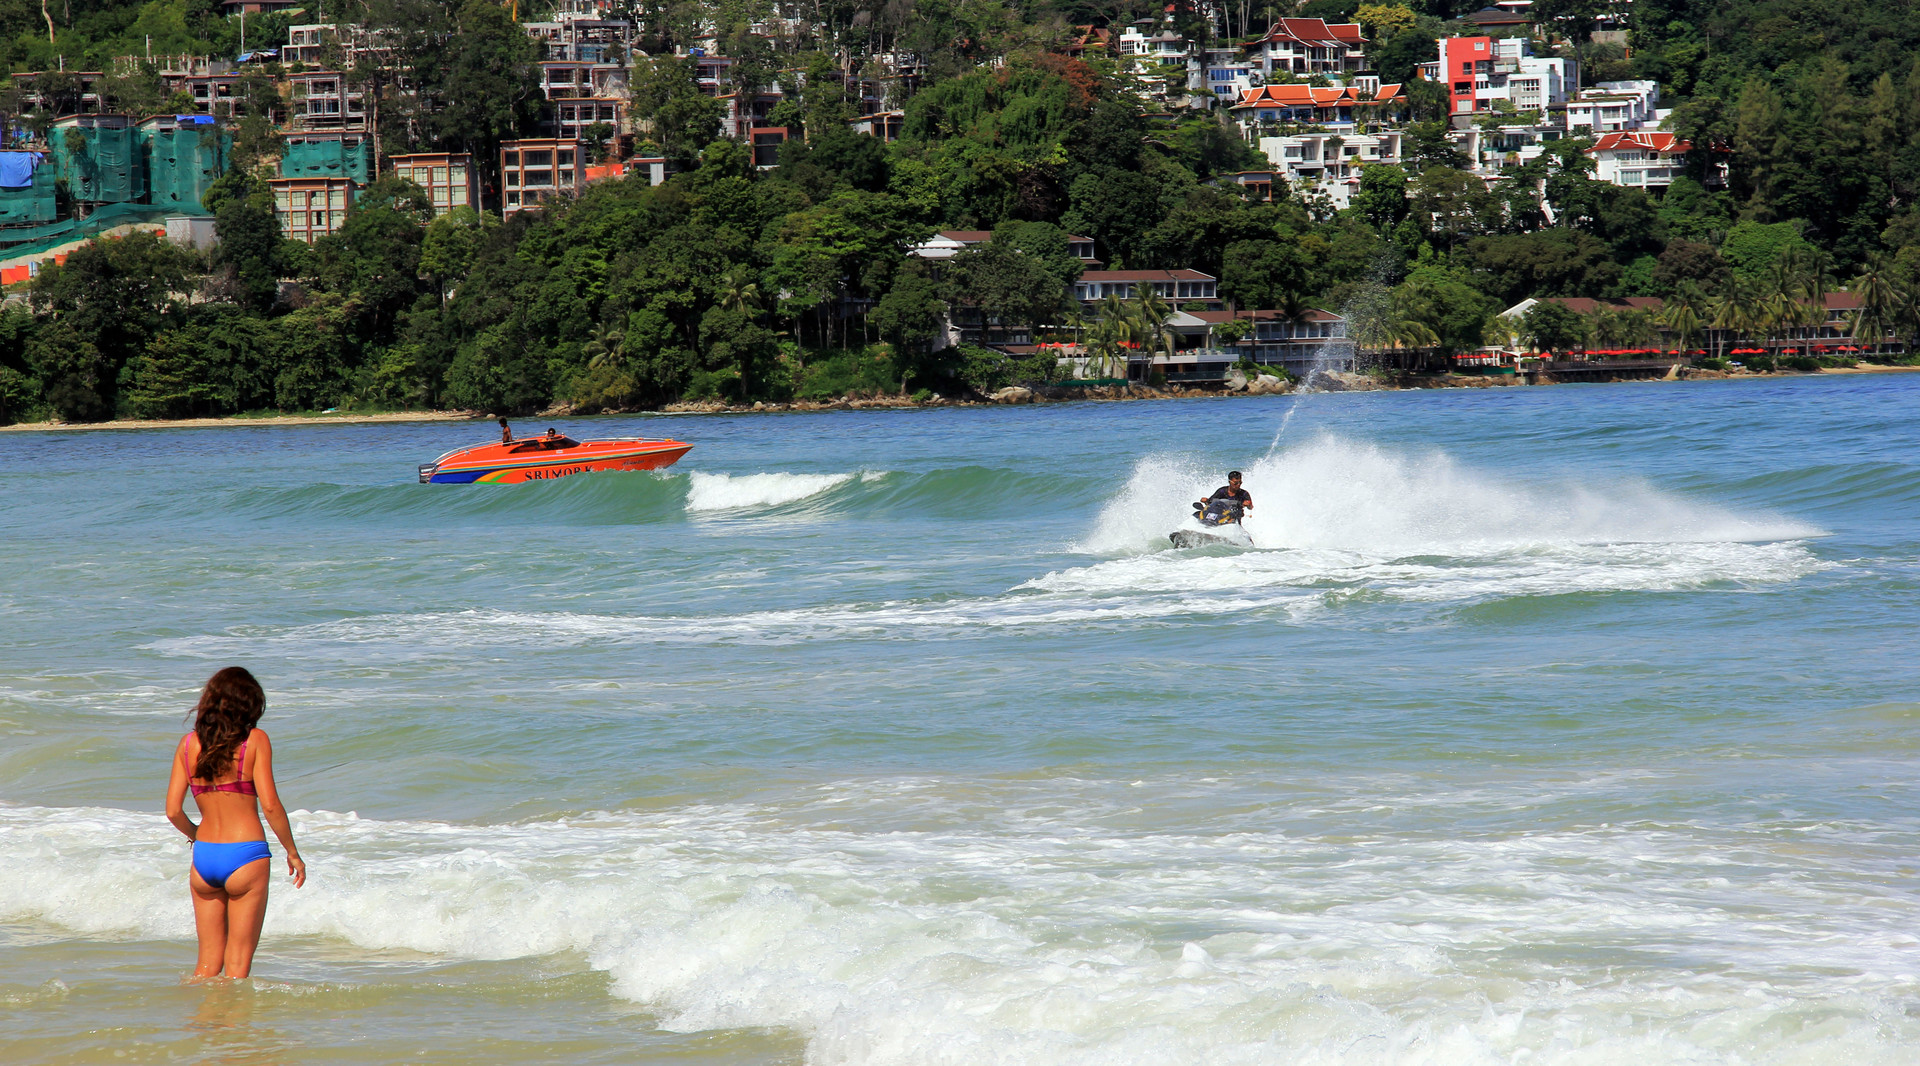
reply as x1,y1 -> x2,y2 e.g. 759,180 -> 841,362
251,731 -> 307,888
165,736 -> 196,841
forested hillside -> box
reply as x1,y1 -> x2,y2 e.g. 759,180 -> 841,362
1,0 -> 1918,423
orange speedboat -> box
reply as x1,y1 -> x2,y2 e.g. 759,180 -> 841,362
419,429 -> 692,484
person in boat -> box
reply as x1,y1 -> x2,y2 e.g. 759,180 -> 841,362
498,417 -> 513,443
165,667 -> 306,981
1194,471 -> 1253,521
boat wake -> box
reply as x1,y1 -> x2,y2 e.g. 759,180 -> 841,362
141,434 -> 1831,656
685,471 -> 873,513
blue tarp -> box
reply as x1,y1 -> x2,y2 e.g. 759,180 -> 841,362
0,152 -> 42,190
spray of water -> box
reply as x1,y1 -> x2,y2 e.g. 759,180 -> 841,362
1081,434 -> 1821,557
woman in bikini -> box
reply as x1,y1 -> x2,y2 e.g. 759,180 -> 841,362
164,667 -> 307,980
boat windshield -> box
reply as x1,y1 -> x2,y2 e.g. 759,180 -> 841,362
508,436 -> 581,453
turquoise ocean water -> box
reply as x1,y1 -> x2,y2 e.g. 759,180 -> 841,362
3,375 -> 1918,1064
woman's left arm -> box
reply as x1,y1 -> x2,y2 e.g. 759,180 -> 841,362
165,735 -> 196,841
251,731 -> 307,888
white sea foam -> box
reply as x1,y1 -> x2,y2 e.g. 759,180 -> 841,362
143,537 -> 1826,657
143,533 -> 1826,657
1080,435 -> 1822,556
6,787 -> 1920,1065
685,472 -> 862,512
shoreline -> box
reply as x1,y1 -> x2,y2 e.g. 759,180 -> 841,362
0,410 -> 481,433
3,364 -> 1916,434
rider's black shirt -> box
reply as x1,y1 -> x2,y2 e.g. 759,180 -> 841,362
1208,486 -> 1252,507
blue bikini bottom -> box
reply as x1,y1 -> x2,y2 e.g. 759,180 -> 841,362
192,840 -> 272,889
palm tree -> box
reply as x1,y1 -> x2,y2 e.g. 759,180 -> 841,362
1130,287 -> 1178,372
1848,254 -> 1898,357
1086,312 -> 1126,379
1660,292 -> 1703,356
1707,280 -> 1763,361
1759,289 -> 1799,357
1482,315 -> 1520,352
583,323 -> 626,370
717,267 -> 761,317
1793,248 -> 1838,358
1097,292 -> 1138,376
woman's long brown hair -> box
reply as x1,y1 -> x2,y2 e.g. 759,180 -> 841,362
190,667 -> 266,781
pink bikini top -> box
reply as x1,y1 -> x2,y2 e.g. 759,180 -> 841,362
186,739 -> 257,797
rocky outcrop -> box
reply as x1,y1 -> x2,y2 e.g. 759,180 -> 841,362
990,386 -> 1035,404
1307,370 -> 1386,392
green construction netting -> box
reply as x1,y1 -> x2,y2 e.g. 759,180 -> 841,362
55,124 -> 147,204
0,204 -> 180,258
147,126 -> 230,210
281,137 -> 371,185
0,160 -> 57,225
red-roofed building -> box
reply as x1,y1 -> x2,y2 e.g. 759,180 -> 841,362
1075,269 -> 1218,307
1177,308 -> 1353,377
1251,19 -> 1368,78
1587,131 -> 1699,191
1499,293 -> 1887,358
1230,83 -> 1406,128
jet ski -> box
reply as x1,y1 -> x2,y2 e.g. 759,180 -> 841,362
1169,497 -> 1253,549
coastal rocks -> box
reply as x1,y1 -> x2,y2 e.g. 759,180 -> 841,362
1226,371 -> 1290,395
1308,371 -> 1385,392
990,386 -> 1035,404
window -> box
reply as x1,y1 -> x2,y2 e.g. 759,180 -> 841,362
525,169 -> 553,186
503,151 -> 519,166
433,166 -> 447,182
557,150 -> 574,165
506,191 -> 520,204
526,150 -> 552,167
506,171 -> 519,187
451,187 -> 468,205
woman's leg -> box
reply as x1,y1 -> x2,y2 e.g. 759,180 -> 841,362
217,857 -> 272,979
188,868 -> 230,980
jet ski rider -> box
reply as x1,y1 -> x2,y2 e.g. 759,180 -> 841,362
1194,471 -> 1252,522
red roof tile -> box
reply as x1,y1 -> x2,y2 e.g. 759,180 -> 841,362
1231,83 -> 1403,110
1264,18 -> 1366,47
1588,131 -> 1690,154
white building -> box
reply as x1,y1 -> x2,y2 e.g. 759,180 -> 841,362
1418,36 -> 1575,123
1117,21 -> 1192,68
1199,47 -> 1262,103
1566,81 -> 1661,134
1249,18 -> 1368,79
1586,131 -> 1693,190
1255,129 -> 1403,209
912,230 -> 1100,265
1074,269 -> 1219,306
